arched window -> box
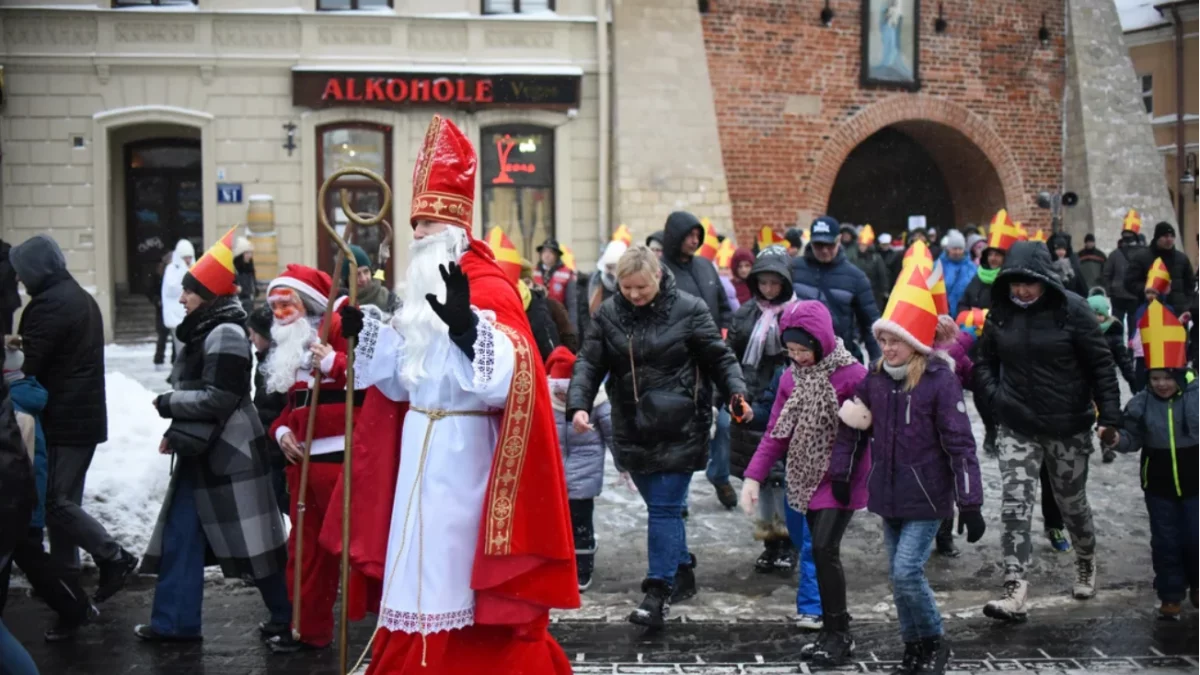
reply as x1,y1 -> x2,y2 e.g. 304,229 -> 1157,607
480,125 -> 555,261
317,122 -> 393,281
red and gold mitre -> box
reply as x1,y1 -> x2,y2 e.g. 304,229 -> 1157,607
410,114 -> 477,232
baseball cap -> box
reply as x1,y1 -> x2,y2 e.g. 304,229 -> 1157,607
809,216 -> 840,244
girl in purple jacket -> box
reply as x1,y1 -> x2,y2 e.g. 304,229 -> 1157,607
740,301 -> 869,667
831,298 -> 985,675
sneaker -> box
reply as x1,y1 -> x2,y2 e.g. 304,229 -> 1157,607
669,554 -> 697,604
133,624 -> 203,642
917,636 -> 951,675
577,552 -> 595,592
809,613 -> 854,667
1158,602 -> 1183,621
935,520 -> 960,558
754,541 -> 779,573
44,604 -> 99,642
983,580 -> 1029,623
773,542 -> 798,571
888,641 -> 922,675
1073,557 -> 1096,599
796,614 -> 823,631
267,633 -> 327,653
95,548 -> 139,603
1046,528 -> 1071,553
628,579 -> 671,629
258,621 -> 291,640
715,483 -> 738,510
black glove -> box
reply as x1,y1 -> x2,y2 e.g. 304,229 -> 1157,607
983,425 -> 999,458
831,480 -> 851,506
957,509 -> 986,543
339,304 -> 363,340
426,262 -> 474,336
153,394 -> 171,418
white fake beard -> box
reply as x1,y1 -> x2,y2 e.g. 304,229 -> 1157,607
265,317 -> 316,394
394,227 -> 469,386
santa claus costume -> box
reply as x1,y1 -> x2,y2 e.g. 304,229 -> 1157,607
260,264 -> 360,653
343,114 -> 579,675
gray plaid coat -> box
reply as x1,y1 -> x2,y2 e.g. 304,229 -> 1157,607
142,297 -> 287,581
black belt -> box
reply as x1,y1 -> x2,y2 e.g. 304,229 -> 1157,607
291,388 -> 365,409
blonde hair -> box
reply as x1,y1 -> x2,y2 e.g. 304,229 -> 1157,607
616,244 -> 661,282
874,351 -> 928,392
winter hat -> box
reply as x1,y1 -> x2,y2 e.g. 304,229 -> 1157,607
268,264 -> 332,313
599,240 -> 628,270
874,265 -> 937,355
3,335 -> 23,374
943,229 -> 966,251
784,227 -> 804,249
247,304 -> 274,338
878,233 -> 893,246
1084,233 -> 1096,245
1145,257 -> 1172,295
731,246 -> 755,272
233,236 -> 253,258
1140,300 -> 1187,370
546,346 -> 576,380
1087,294 -> 1112,318
839,224 -> 857,238
182,226 -> 240,300
966,233 -> 986,253
1152,222 -> 1176,245
781,326 -> 824,361
340,244 -> 374,284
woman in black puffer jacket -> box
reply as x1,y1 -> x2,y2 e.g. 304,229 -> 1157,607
728,249 -> 797,572
568,244 -> 747,629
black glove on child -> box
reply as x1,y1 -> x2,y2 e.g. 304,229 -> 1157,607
339,304 -> 364,340
957,509 -> 986,543
427,262 -> 479,360
831,480 -> 851,506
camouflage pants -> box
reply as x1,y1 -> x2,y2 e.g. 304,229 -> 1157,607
997,426 -> 1096,580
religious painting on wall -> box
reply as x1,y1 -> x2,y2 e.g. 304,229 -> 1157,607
861,0 -> 921,91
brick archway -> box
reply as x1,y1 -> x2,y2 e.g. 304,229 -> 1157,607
809,96 -> 1030,227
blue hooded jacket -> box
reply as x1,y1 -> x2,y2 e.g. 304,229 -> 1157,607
938,251 -> 977,317
9,376 -> 49,528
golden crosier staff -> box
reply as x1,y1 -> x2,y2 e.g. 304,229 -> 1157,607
290,167 -> 391,675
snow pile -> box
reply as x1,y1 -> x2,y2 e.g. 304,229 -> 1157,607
81,371 -> 172,560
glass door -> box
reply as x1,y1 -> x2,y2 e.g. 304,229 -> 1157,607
317,122 -> 393,282
124,139 -> 202,296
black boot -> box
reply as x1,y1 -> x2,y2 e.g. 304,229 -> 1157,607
935,519 -> 959,558
917,636 -> 951,674
95,548 -> 139,603
715,483 -> 738,509
888,641 -> 923,675
576,552 -> 595,592
799,630 -> 828,660
810,612 -> 854,667
628,579 -> 671,629
773,540 -> 798,571
669,554 -> 697,603
570,500 -> 597,593
754,540 -> 779,573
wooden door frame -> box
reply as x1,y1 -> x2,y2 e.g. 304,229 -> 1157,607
315,121 -> 394,283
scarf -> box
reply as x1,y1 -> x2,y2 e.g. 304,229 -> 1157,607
743,297 -> 795,368
882,361 -> 908,381
770,338 -> 858,512
357,279 -> 392,311
977,266 -> 998,285
1010,294 -> 1037,309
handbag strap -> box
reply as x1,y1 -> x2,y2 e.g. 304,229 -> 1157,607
628,332 -> 700,404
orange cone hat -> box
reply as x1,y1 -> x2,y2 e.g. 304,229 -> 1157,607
183,226 -> 239,299
902,240 -> 934,276
1145,257 -> 1172,296
485,227 -> 523,283
927,261 -> 950,316
874,265 -> 938,355
1140,300 -> 1187,370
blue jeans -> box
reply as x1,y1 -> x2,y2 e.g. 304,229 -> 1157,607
706,408 -> 731,487
785,503 -> 822,616
1144,493 -> 1199,603
0,616 -> 39,675
882,518 -> 942,642
631,472 -> 693,583
151,470 -> 291,636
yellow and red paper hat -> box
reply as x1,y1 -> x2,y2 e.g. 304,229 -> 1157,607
986,209 -> 1025,252
874,264 -> 938,355
716,237 -> 736,270
1029,228 -> 1048,243
926,261 -> 950,316
956,308 -> 988,332
1139,300 -> 1187,370
1123,209 -> 1142,234
902,240 -> 934,276
1145,257 -> 1172,295
411,114 -> 476,232
560,245 -> 576,271
858,224 -> 876,247
697,218 -> 721,261
485,227 -> 523,283
183,226 -> 239,299
612,224 -> 633,247
757,225 -> 786,252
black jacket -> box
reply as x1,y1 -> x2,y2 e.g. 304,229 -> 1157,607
1124,243 -> 1196,312
1077,247 -> 1107,292
567,269 -> 746,475
254,347 -> 287,460
526,287 -> 561,362
728,253 -> 793,482
961,270 -> 993,311
1102,245 -> 1139,302
660,212 -> 732,330
10,236 -> 107,447
0,376 -> 35,559
974,242 -> 1121,438
0,240 -> 22,314
789,246 -> 881,361
1100,320 -> 1136,388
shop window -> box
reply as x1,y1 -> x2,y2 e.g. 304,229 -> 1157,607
316,123 -> 393,281
317,0 -> 391,9
1141,74 -> 1153,115
112,0 -> 196,6
481,125 -> 554,261
482,0 -> 554,14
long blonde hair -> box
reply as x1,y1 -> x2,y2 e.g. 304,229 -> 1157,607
875,351 -> 928,392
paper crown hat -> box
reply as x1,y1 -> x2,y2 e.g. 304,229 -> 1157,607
1123,209 -> 1142,234
902,240 -> 934,276
411,114 -> 476,232
183,226 -> 239,299
697,218 -> 720,261
858,224 -> 876,246
927,261 -> 950,316
986,209 -> 1025,252
757,225 -> 785,252
485,227 -> 523,283
1145,257 -> 1171,295
612,224 -> 633,246
1139,300 -> 1186,370
874,264 -> 938,355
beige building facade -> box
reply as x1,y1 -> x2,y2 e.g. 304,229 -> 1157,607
0,0 -> 608,340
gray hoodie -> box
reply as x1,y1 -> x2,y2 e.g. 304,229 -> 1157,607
9,235 -> 68,296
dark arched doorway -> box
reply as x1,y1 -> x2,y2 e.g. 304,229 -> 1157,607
826,122 -> 1006,237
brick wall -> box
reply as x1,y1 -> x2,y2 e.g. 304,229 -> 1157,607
701,0 -> 1066,245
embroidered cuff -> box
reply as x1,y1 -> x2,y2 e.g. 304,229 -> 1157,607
469,315 -> 497,388
355,315 -> 383,363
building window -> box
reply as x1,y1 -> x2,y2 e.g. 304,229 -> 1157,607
112,0 -> 196,6
316,123 -> 393,280
482,0 -> 554,14
1141,74 -> 1153,114
481,125 -> 555,261
317,0 -> 391,9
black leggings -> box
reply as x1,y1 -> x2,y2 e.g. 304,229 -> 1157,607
806,508 -> 854,619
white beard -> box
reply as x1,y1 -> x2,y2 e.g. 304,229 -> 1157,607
394,227 -> 469,387
264,317 -> 316,394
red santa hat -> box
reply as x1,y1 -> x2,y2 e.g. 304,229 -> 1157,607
410,114 -> 477,234
546,346 -> 576,380
267,264 -> 331,309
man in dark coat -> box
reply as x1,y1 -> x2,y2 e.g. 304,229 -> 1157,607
849,235 -> 892,311
1124,222 -> 1196,313
974,241 -> 1119,624
9,235 -> 137,602
1076,233 -> 1107,293
789,216 -> 881,362
1102,230 -> 1141,332
0,240 -> 22,336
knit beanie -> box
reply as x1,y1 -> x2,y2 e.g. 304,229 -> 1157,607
340,244 -> 373,284
1084,233 -> 1096,244
943,229 -> 966,251
781,326 -> 824,361
1087,294 -> 1111,317
1153,222 -> 1176,245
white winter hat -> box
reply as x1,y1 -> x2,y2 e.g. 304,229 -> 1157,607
943,229 -> 966,251
598,240 -> 628,269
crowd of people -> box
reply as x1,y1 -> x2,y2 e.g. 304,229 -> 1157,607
0,113 -> 1197,675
